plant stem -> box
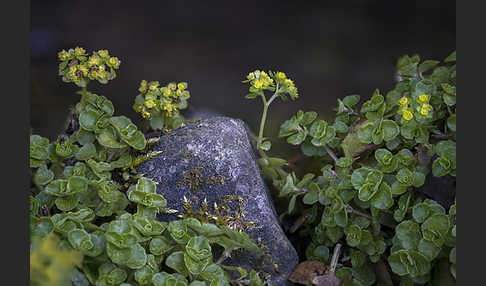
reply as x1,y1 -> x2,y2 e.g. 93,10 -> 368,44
256,84 -> 280,156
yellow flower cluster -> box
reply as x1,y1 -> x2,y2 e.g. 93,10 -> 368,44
135,80 -> 190,119
398,96 -> 414,121
398,94 -> 433,121
57,47 -> 120,87
247,71 -> 274,89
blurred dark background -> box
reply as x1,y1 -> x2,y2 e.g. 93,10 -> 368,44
31,0 -> 455,145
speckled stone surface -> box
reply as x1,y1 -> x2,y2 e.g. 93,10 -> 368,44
137,116 -> 298,285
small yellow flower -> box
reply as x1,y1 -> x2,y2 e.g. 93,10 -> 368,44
253,79 -> 264,89
177,83 -> 185,90
97,69 -> 106,78
163,88 -> 171,97
74,47 -> 86,56
142,110 -> 151,119
276,72 -> 286,79
419,104 -> 432,116
145,99 -> 156,108
168,83 -> 177,91
149,82 -> 159,91
109,57 -> 120,67
417,94 -> 429,104
58,50 -> 69,61
399,96 -> 409,106
285,78 -> 294,86
247,72 -> 255,81
139,80 -> 148,93
163,103 -> 175,112
402,110 -> 413,121
98,49 -> 109,58
98,65 -> 105,72
88,56 -> 100,67
90,70 -> 98,78
78,64 -> 88,76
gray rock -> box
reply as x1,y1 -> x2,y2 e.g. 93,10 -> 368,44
137,116 -> 298,285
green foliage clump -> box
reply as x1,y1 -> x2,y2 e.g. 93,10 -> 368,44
30,47 -> 269,286
247,51 -> 456,285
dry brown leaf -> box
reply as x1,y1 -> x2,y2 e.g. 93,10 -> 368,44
288,261 -> 329,285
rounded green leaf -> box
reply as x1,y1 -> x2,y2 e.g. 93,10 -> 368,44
395,220 -> 421,250
166,251 -> 189,276
370,182 -> 394,210
33,164 -> 54,186
421,213 -> 450,245
382,120 -> 400,141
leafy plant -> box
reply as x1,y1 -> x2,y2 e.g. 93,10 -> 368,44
30,47 -> 269,286
247,51 -> 456,285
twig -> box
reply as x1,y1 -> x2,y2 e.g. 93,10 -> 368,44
324,145 -> 338,163
215,251 -> 230,264
346,205 -> 372,220
289,213 -> 312,233
329,243 -> 342,273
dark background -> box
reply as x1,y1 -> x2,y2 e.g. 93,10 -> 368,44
31,0 -> 456,144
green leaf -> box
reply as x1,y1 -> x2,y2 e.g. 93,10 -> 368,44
310,120 -> 328,138
382,120 -> 400,141
75,142 -> 97,161
150,236 -> 173,256
357,121 -> 374,144
418,60 -> 440,73
184,252 -> 211,275
396,168 -> 414,186
150,114 -> 165,130
97,127 -> 128,149
370,182 -> 394,210
79,109 -> 102,131
395,220 -> 421,250
303,183 -> 320,205
33,164 -> 54,186
412,203 -> 430,224
361,91 -> 384,113
343,94 -> 360,108
388,249 -> 431,278
447,114 -> 456,132
313,245 -> 330,262
444,51 -> 456,63
336,157 -> 353,168
109,116 -> 147,150
345,225 -> 361,247
287,131 -> 307,145
260,140 -> 271,151
302,111 -> 318,125
421,214 -> 450,246
418,238 -> 441,261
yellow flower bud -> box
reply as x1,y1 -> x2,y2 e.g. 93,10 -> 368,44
399,96 -> 409,106
417,94 -> 429,104
276,72 -> 286,79
90,71 -> 98,78
142,110 -> 151,119
109,57 -> 119,66
145,99 -> 156,108
419,104 -> 432,116
402,110 -> 413,121
98,50 -> 109,58
74,47 -> 86,56
177,83 -> 185,90
163,88 -> 171,97
58,50 -> 69,61
168,83 -> 177,91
